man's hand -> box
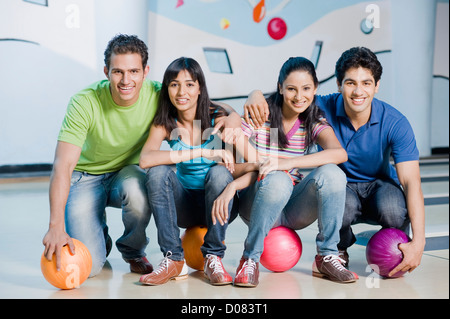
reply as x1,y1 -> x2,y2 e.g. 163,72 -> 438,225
388,240 -> 424,277
42,229 -> 75,271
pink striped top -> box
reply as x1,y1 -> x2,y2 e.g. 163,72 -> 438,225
241,117 -> 330,182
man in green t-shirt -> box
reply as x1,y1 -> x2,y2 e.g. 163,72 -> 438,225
42,34 -> 158,277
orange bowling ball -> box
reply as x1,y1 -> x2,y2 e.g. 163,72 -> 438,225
181,225 -> 208,271
41,238 -> 92,290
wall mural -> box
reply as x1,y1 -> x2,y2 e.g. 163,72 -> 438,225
149,0 -> 368,47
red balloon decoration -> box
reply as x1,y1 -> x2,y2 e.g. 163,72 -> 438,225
267,17 -> 287,40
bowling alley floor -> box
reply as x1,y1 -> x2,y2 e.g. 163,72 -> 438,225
0,157 -> 448,302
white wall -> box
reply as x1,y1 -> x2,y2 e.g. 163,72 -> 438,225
0,0 -> 148,166
147,1 -> 393,99
0,0 -> 98,166
431,1 -> 450,149
0,0 -> 447,167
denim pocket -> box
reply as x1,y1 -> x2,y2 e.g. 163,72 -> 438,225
70,171 -> 83,186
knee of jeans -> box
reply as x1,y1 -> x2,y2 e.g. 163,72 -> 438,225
259,171 -> 293,201
121,177 -> 150,217
205,165 -> 233,188
146,165 -> 173,185
377,205 -> 408,229
316,164 -> 346,189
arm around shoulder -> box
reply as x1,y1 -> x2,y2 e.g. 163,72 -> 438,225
243,90 -> 269,127
287,127 -> 347,169
139,124 -> 205,169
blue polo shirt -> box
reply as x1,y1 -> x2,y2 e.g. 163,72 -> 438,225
315,93 -> 419,184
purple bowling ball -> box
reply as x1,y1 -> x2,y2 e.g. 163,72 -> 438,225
366,228 -> 411,278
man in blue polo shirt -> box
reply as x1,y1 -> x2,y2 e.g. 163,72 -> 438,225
244,47 -> 425,277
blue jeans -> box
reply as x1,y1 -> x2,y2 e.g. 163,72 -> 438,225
145,164 -> 238,261
338,179 -> 410,250
238,164 -> 347,262
65,165 -> 151,277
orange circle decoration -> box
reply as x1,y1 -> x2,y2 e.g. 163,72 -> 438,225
40,239 -> 92,289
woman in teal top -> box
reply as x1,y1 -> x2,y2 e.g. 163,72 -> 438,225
138,57 -> 250,286
166,109 -> 222,190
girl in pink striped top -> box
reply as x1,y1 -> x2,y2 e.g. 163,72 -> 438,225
215,57 -> 358,286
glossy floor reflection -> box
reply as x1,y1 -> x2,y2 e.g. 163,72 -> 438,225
0,160 -> 448,300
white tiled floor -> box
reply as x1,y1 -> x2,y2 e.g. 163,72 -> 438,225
0,173 -> 448,300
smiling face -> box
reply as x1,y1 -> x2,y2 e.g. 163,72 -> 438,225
279,70 -> 318,118
338,66 -> 380,119
104,53 -> 149,107
168,69 -> 201,114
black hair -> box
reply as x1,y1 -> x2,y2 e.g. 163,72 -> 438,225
104,34 -> 148,70
153,57 -> 226,137
266,57 -> 324,150
335,47 -> 383,85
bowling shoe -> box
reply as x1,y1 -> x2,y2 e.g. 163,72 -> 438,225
234,257 -> 259,288
204,254 -> 233,286
124,256 -> 154,274
312,254 -> 358,283
338,249 -> 349,268
139,254 -> 188,285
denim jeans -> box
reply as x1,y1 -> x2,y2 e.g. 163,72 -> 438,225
338,179 -> 410,250
65,165 -> 151,277
238,164 -> 347,261
145,164 -> 238,261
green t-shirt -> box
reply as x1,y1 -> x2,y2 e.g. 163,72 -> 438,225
58,79 -> 161,174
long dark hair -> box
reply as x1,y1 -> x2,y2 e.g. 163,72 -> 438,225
153,57 -> 226,138
267,57 -> 325,150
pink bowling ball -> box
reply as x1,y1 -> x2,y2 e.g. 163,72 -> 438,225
260,226 -> 302,272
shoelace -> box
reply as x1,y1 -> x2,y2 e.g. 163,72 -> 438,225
153,251 -> 173,275
238,259 -> 257,276
206,254 -> 224,275
323,255 -> 347,272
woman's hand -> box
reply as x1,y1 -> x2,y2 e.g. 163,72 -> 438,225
202,149 -> 235,173
211,182 -> 237,226
257,157 -> 291,181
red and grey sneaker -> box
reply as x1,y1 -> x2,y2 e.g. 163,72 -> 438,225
312,254 -> 358,283
234,257 -> 259,288
204,254 -> 233,286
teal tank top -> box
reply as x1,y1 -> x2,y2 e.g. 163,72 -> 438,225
167,113 -> 222,189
